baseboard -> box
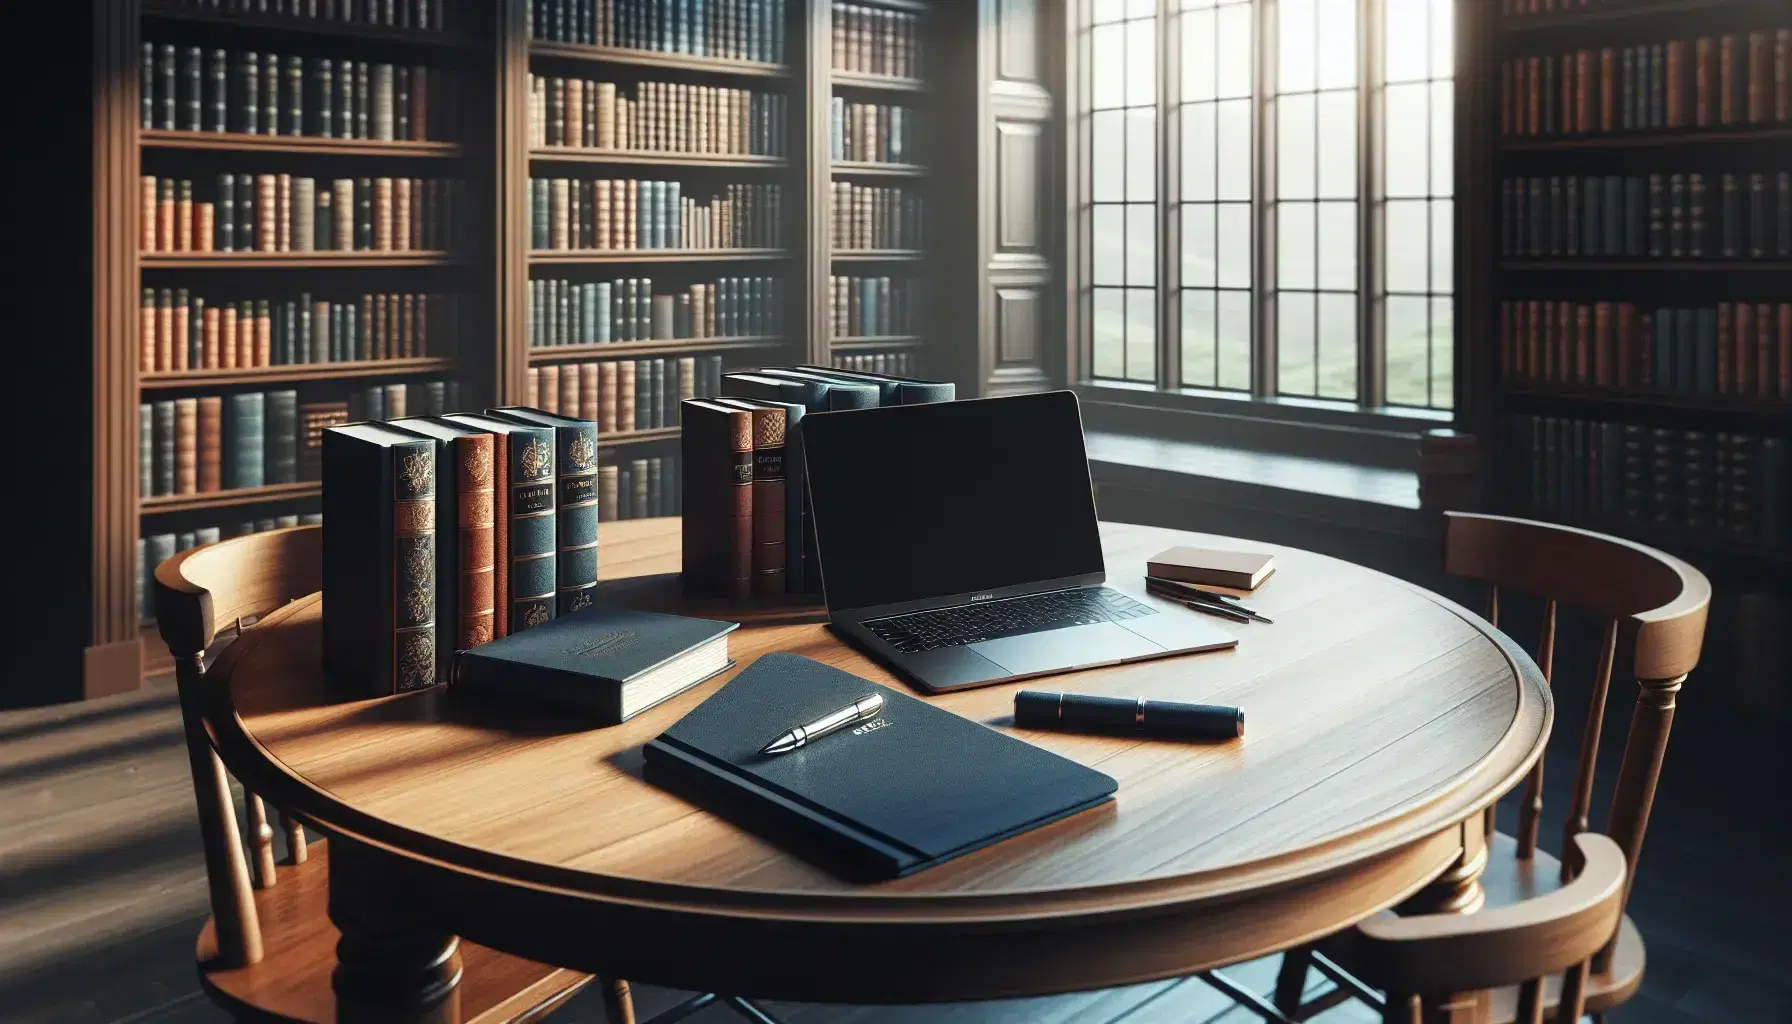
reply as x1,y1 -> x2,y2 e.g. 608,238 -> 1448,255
82,636 -> 143,700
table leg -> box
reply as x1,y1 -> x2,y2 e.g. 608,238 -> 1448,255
599,977 -> 637,1024
1398,816 -> 1491,1023
328,837 -> 464,1024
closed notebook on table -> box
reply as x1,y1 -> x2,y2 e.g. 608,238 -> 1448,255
643,653 -> 1119,882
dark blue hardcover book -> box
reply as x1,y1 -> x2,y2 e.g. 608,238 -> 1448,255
651,358 -> 667,427
1582,176 -> 1600,256
1602,175 -> 1623,257
225,392 -> 266,489
489,407 -> 601,615
1675,309 -> 1696,390
266,389 -> 299,484
153,400 -> 176,496
443,413 -> 559,633
794,365 -> 955,405
645,653 -> 1117,881
635,359 -> 651,426
454,606 -> 736,724
323,422 -> 438,695
1653,307 -> 1674,392
753,368 -> 880,409
1624,177 -> 1645,257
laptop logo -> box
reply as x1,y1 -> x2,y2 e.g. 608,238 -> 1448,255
970,593 -> 995,602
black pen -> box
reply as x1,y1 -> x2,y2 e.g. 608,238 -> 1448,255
1016,691 -> 1244,740
1147,578 -> 1273,624
1152,590 -> 1253,623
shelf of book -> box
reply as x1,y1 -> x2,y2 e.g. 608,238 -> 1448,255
1498,127 -> 1792,153
527,249 -> 788,264
140,480 -> 321,514
831,161 -> 927,177
527,337 -> 783,363
854,0 -> 928,12
1502,386 -> 1792,421
528,41 -> 789,79
140,2 -> 474,48
830,335 -> 923,351
598,425 -> 681,448
831,249 -> 926,262
139,130 -> 465,159
528,149 -> 787,169
141,357 -> 455,390
141,251 -> 460,268
1498,0 -> 1759,36
831,71 -> 926,94
1500,261 -> 1792,273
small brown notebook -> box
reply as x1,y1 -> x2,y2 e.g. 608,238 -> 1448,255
1146,546 -> 1276,591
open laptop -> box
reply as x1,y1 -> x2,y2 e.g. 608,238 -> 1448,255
800,390 -> 1237,693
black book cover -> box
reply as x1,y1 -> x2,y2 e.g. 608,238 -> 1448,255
236,173 -> 254,251
141,43 -> 155,130
240,51 -> 258,134
158,44 -> 175,131
209,49 -> 227,133
489,407 -> 601,614
755,368 -> 881,409
794,365 -> 956,405
443,413 -> 559,632
183,46 -> 202,131
317,59 -> 334,137
265,389 -> 298,484
322,422 -> 437,696
644,653 -> 1119,881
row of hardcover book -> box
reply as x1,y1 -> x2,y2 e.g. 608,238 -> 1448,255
528,276 -> 781,346
683,365 -> 953,599
829,275 -> 922,339
1509,415 -> 1789,547
1499,172 -> 1792,260
140,290 -> 463,373
528,178 -> 782,250
528,76 -> 785,156
1499,30 -> 1792,138
832,352 -> 916,376
830,183 -> 923,251
525,354 -> 727,433
526,0 -> 788,64
152,0 -> 459,30
1499,299 -> 1792,399
139,381 -> 461,496
140,46 -> 455,141
830,2 -> 922,79
139,174 -> 466,253
603,455 -> 680,522
140,516 -> 323,624
829,99 -> 917,165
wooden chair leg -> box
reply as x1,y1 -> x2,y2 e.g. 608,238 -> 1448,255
280,810 -> 309,865
247,794 -> 278,888
1275,948 -> 1313,1015
599,977 -> 635,1024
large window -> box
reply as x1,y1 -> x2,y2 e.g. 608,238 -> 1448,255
1077,0 -> 1456,411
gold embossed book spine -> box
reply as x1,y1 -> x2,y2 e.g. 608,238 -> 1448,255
488,408 -> 600,615
393,445 -> 437,693
459,434 -> 498,646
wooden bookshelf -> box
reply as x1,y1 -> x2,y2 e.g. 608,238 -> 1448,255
1500,261 -> 1792,273
141,251 -> 461,268
140,130 -> 464,158
831,71 -> 926,94
1497,126 -> 1792,153
831,161 -> 927,177
1503,386 -> 1792,422
831,249 -> 927,262
526,249 -> 788,264
526,337 -> 784,363
528,149 -> 787,168
527,41 -> 789,78
831,335 -> 924,351
1498,0 -> 1760,36
141,2 -> 476,48
140,481 -> 321,514
141,357 -> 456,389
597,426 -> 681,448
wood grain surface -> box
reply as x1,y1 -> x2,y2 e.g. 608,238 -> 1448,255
200,519 -> 1552,1002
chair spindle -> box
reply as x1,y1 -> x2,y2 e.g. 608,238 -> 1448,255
1556,960 -> 1592,1023
280,812 -> 309,865
600,976 -> 636,1024
247,794 -> 278,889
1515,600 -> 1558,860
1595,672 -> 1685,971
1562,618 -> 1619,881
175,656 -> 264,967
1513,977 -> 1543,1024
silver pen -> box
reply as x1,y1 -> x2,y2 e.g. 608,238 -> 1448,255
759,693 -> 885,755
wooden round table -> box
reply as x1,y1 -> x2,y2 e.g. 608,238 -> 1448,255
206,519 -> 1551,1017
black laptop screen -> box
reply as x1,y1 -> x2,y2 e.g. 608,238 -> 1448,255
800,391 -> 1105,612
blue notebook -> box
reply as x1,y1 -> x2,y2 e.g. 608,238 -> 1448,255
644,653 -> 1118,881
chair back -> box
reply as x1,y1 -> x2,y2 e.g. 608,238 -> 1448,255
1354,832 -> 1628,1024
1442,512 -> 1708,958
153,525 -> 324,968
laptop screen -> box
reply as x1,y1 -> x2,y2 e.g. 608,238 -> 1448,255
801,391 -> 1105,612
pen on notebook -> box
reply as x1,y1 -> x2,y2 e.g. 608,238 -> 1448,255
760,693 -> 885,755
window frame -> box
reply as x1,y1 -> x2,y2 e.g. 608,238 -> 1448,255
1067,0 -> 1463,432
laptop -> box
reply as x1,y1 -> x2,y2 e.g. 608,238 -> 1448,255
800,390 -> 1238,693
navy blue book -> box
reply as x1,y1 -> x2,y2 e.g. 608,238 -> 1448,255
488,407 -> 600,615
443,413 -> 559,633
750,368 -> 878,410
224,392 -> 265,489
153,400 -> 176,496
644,653 -> 1118,881
794,365 -> 955,405
265,390 -> 298,484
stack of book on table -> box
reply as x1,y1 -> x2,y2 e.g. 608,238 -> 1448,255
681,365 -> 954,600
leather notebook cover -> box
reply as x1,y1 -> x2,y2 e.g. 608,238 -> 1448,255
643,653 -> 1118,881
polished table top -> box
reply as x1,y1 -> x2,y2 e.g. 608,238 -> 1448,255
207,519 -> 1551,1001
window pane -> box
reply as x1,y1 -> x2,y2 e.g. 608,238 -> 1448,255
1126,289 -> 1157,382
1385,295 -> 1428,405
1385,199 -> 1429,293
1316,90 -> 1357,199
1217,203 -> 1252,288
1430,200 -> 1453,291
1183,204 -> 1217,287
1092,110 -> 1125,202
1127,0 -> 1155,18
1278,94 -> 1316,200
1316,0 -> 1356,89
1278,202 -> 1316,290
1092,205 -> 1124,285
1279,0 -> 1316,93
1182,0 -> 1218,9
1384,83 -> 1428,199
1431,81 -> 1454,197
1182,290 -> 1218,387
1278,292 -> 1317,395
1182,9 -> 1216,102
1092,24 -> 1124,109
1318,202 -> 1356,290
1216,99 -> 1253,201
1127,204 -> 1157,286
1127,17 -> 1157,107
1384,0 -> 1428,84
1430,0 -> 1454,78
1093,288 -> 1126,379
1215,3 -> 1253,99
1126,108 -> 1157,201
1318,293 -> 1358,400
1182,104 -> 1217,201
1093,2 -> 1130,24
1218,291 -> 1252,390
1430,295 -> 1455,409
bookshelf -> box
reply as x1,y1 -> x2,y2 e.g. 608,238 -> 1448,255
1481,2 -> 1792,578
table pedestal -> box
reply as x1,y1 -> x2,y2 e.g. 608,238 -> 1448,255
329,838 -> 464,1024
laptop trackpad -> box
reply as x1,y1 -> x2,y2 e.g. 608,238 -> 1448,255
970,622 -> 1163,676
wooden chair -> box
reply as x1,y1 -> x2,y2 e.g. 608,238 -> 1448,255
153,525 -> 595,1023
1350,832 -> 1629,1024
1272,512 -> 1710,1023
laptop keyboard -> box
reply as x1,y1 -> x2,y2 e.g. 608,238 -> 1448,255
865,588 -> 1156,654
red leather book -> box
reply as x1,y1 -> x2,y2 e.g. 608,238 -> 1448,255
1748,32 -> 1767,124
1577,50 -> 1593,131
1526,300 -> 1542,380
1592,302 -> 1611,387
139,288 -> 155,374
539,364 -> 561,415
681,400 -> 753,599
1557,303 -> 1573,384
618,360 -> 637,432
1542,302 -> 1557,383
1640,313 -> 1655,388
1720,35 -> 1737,125
1600,48 -> 1616,130
1696,37 -> 1713,126
559,364 -> 579,416
174,398 -> 197,495
197,396 -> 222,493
1777,30 -> 1790,123
718,399 -> 787,596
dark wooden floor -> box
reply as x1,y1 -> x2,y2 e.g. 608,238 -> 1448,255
3,644 -> 1786,1023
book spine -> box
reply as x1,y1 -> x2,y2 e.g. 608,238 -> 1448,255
507,427 -> 558,631
746,406 -> 787,594
394,440 -> 438,692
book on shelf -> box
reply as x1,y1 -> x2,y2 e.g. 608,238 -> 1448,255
829,182 -> 923,250
526,354 -> 723,428
680,399 -> 754,598
529,177 -> 782,250
794,364 -> 952,404
713,399 -> 786,595
528,275 -> 781,346
828,275 -> 923,338
527,0 -> 787,63
830,2 -> 921,78
345,380 -> 461,422
1500,170 -> 1791,260
528,75 -> 786,156
149,0 -> 458,31
829,99 -> 916,163
596,454 -> 679,522
300,401 -> 352,481
322,422 -> 438,696
139,174 -> 464,254
390,417 -> 500,661
489,408 -> 602,615
833,351 -> 917,376
139,515 -> 321,624
1500,299 -> 1792,399
442,414 -> 559,635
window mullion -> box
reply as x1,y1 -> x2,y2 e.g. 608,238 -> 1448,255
1358,0 -> 1387,407
1159,0 -> 1181,391
1253,0 -> 1279,398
